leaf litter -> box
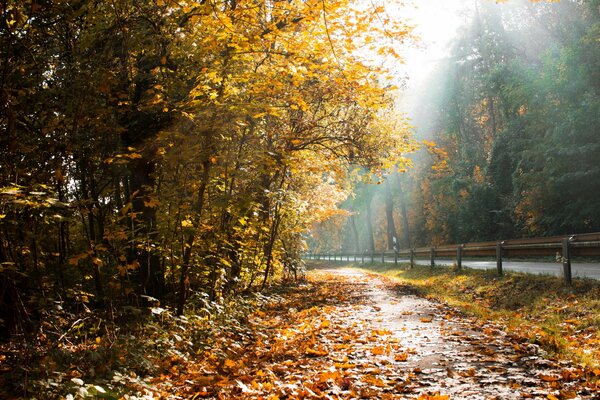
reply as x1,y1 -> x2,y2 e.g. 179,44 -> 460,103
164,267 -> 599,399
7,267 -> 597,398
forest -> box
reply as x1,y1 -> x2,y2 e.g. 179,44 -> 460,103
0,0 -> 413,333
2,0 -> 600,398
310,0 -> 600,253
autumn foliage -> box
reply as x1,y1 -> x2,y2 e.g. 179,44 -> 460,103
0,0 -> 414,336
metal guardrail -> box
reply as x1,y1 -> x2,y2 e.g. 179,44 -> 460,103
306,232 -> 600,286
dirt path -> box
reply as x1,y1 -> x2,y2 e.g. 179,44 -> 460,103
171,267 -> 598,399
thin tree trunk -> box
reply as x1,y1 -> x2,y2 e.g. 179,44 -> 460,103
384,177 -> 397,251
260,211 -> 282,291
395,169 -> 412,249
177,159 -> 211,316
366,198 -> 375,254
350,210 -> 360,254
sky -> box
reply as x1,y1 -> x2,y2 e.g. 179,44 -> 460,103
386,0 -> 474,123
397,0 -> 470,86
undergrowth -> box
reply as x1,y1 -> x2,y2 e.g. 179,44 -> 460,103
0,285 -> 288,399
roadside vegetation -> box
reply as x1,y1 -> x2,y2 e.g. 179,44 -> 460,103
351,262 -> 600,370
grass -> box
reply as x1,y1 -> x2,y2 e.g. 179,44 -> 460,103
310,260 -> 600,369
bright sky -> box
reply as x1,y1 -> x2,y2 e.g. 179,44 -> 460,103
397,0 -> 471,87
380,0 -> 473,118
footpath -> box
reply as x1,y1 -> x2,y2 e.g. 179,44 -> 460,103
175,267 -> 598,399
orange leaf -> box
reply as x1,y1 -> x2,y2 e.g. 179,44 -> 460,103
559,390 -> 577,399
417,393 -> 450,400
539,374 -> 560,382
320,319 -> 331,328
306,348 -> 328,357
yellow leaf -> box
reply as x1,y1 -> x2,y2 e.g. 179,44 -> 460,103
333,362 -> 355,369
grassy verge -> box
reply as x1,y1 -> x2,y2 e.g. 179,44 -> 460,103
319,261 -> 600,369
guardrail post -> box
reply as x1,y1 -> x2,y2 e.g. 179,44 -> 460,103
457,245 -> 463,270
361,252 -> 365,264
496,242 -> 503,276
394,250 -> 398,265
370,251 -> 374,263
410,249 -> 415,269
562,238 -> 572,286
430,247 -> 435,268
381,251 -> 385,263
354,253 -> 357,262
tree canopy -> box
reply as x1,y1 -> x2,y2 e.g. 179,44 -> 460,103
0,0 -> 414,333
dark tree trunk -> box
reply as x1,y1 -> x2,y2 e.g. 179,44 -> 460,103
177,159 -> 211,316
127,156 -> 164,300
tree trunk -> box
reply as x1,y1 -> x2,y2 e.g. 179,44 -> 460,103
395,169 -> 412,248
365,198 -> 375,254
128,157 -> 164,300
384,177 -> 397,251
349,206 -> 360,254
176,159 -> 211,316
260,211 -> 282,291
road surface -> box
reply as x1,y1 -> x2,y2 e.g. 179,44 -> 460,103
407,258 -> 600,280
317,256 -> 600,280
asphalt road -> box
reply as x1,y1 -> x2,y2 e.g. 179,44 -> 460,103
405,258 -> 600,280
313,256 -> 600,280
